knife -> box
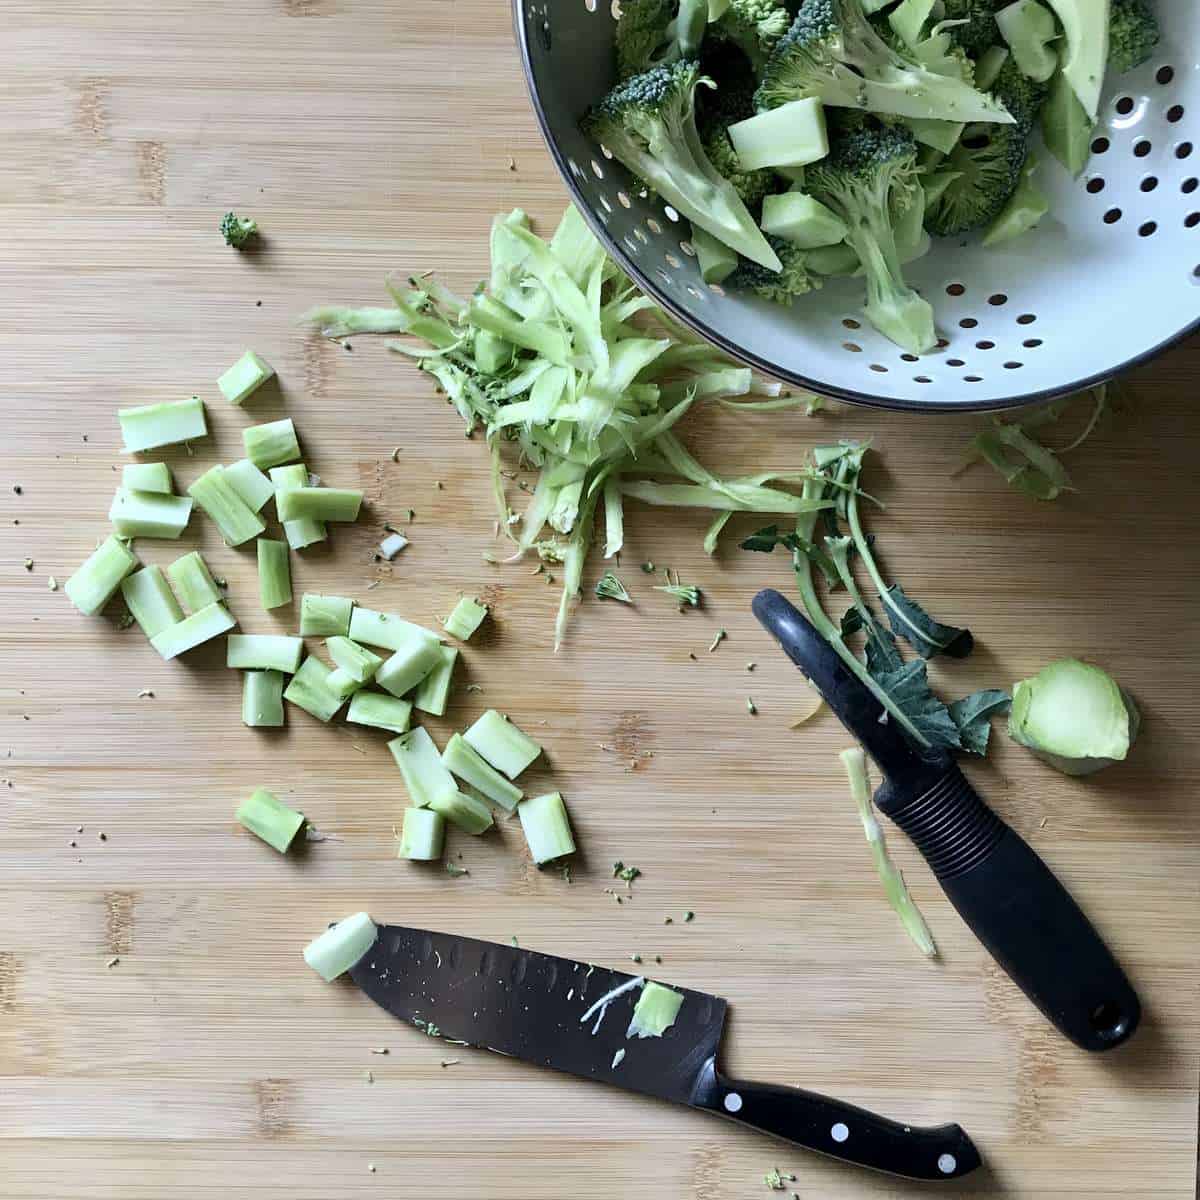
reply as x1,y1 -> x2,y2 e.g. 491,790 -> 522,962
349,923 -> 981,1182
752,588 -> 1141,1053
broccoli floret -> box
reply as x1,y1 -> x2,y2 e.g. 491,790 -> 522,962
941,0 -> 1003,58
1108,0 -> 1159,75
583,61 -> 782,270
755,0 -> 1016,124
220,212 -> 258,249
701,122 -> 776,207
924,120 -> 1028,236
729,236 -> 822,304
805,115 -> 936,352
615,0 -> 708,78
992,55 -> 1050,131
712,0 -> 793,71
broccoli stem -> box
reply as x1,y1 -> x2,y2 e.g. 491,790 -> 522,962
242,670 -> 285,728
120,565 -> 183,639
346,690 -> 413,734
463,710 -> 543,780
398,807 -> 445,861
303,912 -> 377,982
150,602 -> 236,660
118,396 -> 207,454
236,787 -> 305,854
242,418 -> 301,470
517,792 -> 575,863
299,593 -> 353,637
226,634 -> 304,673
167,551 -> 221,613
256,538 -> 292,610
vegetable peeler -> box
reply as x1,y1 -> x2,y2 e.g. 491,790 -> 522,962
753,588 -> 1140,1052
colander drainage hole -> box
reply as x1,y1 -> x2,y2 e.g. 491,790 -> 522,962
914,375 -> 932,384
665,253 -> 681,268
679,240 -> 695,256
646,217 -> 662,234
900,353 -> 919,363
1115,96 -> 1134,116
843,342 -> 862,353
946,282 -> 966,296
947,358 -> 965,367
591,159 -> 605,179
869,363 -> 888,373
975,340 -> 995,350
1016,313 -> 1037,325
1177,142 -> 1194,161
1133,139 -> 1152,158
1167,105 -> 1185,124
1140,176 -> 1158,192
1003,361 -> 1022,370
1157,66 -> 1175,85
1023,338 -> 1044,349
987,293 -> 1007,306
1139,220 -> 1157,237
1092,136 -> 1110,155
617,190 -> 631,208
842,317 -> 861,330
1187,213 -> 1200,229
1184,178 -> 1199,194
959,317 -> 978,329
964,375 -> 983,383
1087,177 -> 1105,194
1103,207 -> 1122,224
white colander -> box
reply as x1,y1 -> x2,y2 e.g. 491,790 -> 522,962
514,1 -> 1200,411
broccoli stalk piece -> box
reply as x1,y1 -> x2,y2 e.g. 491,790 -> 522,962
1108,0 -> 1159,75
615,0 -> 709,78
755,0 -> 1017,125
583,62 -> 782,271
806,117 -> 935,353
220,212 -> 258,249
1040,0 -> 1110,121
712,0 -> 793,71
728,236 -> 821,304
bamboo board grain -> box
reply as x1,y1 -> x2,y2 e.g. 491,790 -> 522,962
1,2 -> 1199,1197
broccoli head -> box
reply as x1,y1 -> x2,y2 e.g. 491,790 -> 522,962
702,124 -> 776,207
992,55 -> 1050,132
615,0 -> 708,78
220,212 -> 258,249
1109,0 -> 1159,75
582,61 -> 782,270
924,120 -> 1028,236
941,0 -> 1003,59
755,0 -> 1015,124
805,115 -> 936,352
729,236 -> 822,304
712,0 -> 793,72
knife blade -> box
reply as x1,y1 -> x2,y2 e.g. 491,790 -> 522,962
350,924 -> 981,1182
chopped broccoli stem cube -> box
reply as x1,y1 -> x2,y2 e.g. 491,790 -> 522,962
388,727 -> 459,808
119,565 -> 183,638
350,607 -> 438,653
167,550 -> 221,612
187,465 -> 266,546
276,486 -> 363,523
443,733 -> 523,812
303,911 -> 377,982
689,225 -> 738,285
398,806 -> 446,860
256,538 -> 292,610
376,635 -> 443,699
473,330 -> 513,375
300,593 -> 353,637
242,669 -> 285,727
236,787 -> 304,853
413,645 -> 459,717
728,98 -> 829,171
443,596 -> 489,642
760,192 -> 848,248
108,487 -> 193,540
65,535 -> 138,616
326,667 -> 364,702
346,690 -> 413,734
223,459 -> 275,513
976,45 -> 1011,91
378,532 -> 408,560
150,601 -> 236,660
463,709 -> 542,780
1040,62 -> 1093,176
243,418 -> 301,470
119,396 -> 207,453
997,0 -> 1060,83
517,791 -> 575,863
327,636 -> 382,683
283,655 -> 346,722
226,633 -> 304,673
429,787 -> 494,835
627,980 -> 684,1038
121,462 -> 173,494
217,350 -> 275,406
270,464 -> 327,550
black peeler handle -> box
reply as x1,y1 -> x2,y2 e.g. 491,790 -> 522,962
753,589 -> 1141,1052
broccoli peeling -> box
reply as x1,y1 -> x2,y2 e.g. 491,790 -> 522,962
220,212 -> 258,249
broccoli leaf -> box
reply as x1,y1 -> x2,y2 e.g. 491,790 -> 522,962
871,659 -> 963,750
879,581 -> 974,659
949,689 -> 1012,755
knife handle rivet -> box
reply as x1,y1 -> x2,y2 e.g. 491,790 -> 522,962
937,1154 -> 957,1175
830,1123 -> 849,1143
722,1092 -> 743,1113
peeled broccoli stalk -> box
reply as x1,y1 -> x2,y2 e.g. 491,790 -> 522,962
276,486 -> 363,523
346,690 -> 413,734
1040,61 -> 1093,175
389,727 -> 460,808
689,224 -> 739,283
413,645 -> 459,717
582,62 -> 783,271
120,565 -> 183,639
257,538 -> 292,610
187,465 -> 266,547
429,787 -> 494,835
243,418 -> 301,470
300,593 -> 353,637
983,153 -> 1048,244
463,710 -> 543,780
283,655 -> 346,722
303,912 -> 377,982
167,551 -> 221,613
108,488 -> 194,540
975,45 -> 1011,91
761,191 -> 848,247
217,350 -> 275,406
326,636 -> 382,683
65,535 -> 138,616
150,602 -> 236,660
755,0 -> 1017,125
888,0 -> 937,48
122,462 -> 173,494
242,670 -> 285,728
443,596 -> 489,641
1008,659 -> 1139,776
326,667 -> 364,703
626,980 -> 684,1038
997,0 -> 1059,83
728,98 -> 829,170
1108,0 -> 1158,74
1041,0 -> 1109,121
443,732 -> 524,812
376,633 -> 443,699
807,119 -> 936,353
398,807 -> 445,861
118,396 -> 207,454
236,787 -> 305,854
222,459 -> 275,513
517,791 -> 576,863
226,634 -> 304,673
350,607 -> 437,652
270,464 -> 327,550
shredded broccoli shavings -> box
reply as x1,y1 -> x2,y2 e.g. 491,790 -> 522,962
220,212 -> 258,249
596,571 -> 633,602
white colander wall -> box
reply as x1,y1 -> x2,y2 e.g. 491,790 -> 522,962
516,0 -> 1200,410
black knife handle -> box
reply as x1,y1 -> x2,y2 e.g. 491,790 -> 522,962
876,768 -> 1141,1051
691,1059 -> 980,1181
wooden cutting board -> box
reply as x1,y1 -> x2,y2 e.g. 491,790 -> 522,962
1,2 -> 1197,1197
